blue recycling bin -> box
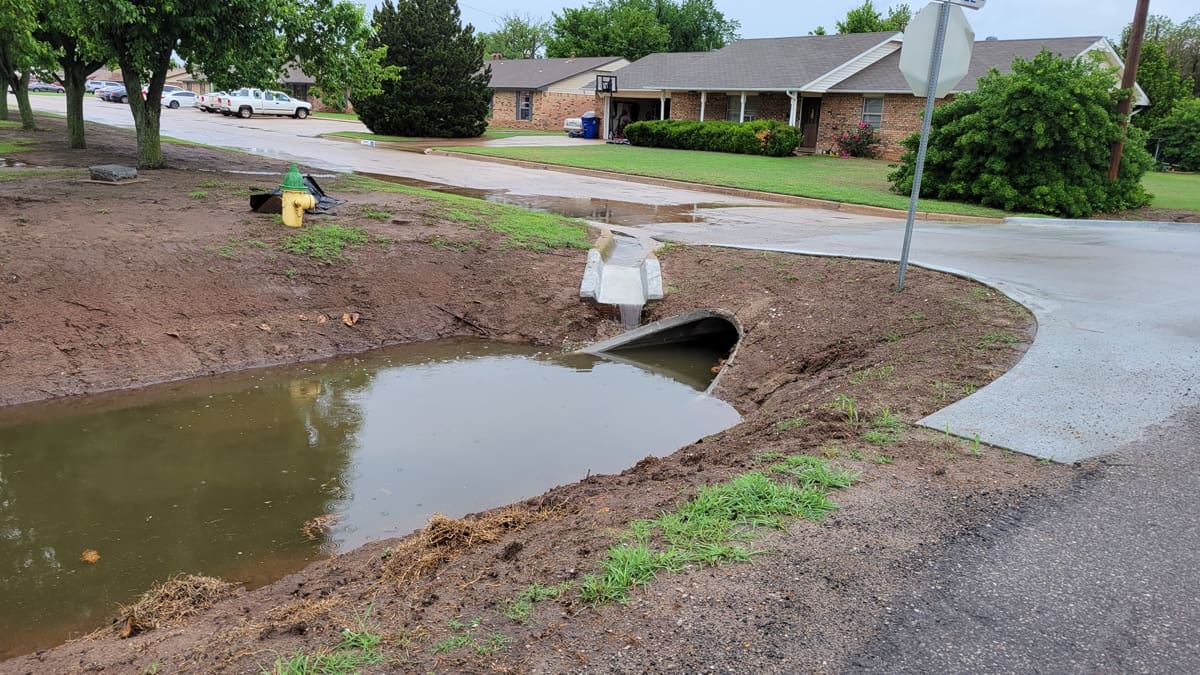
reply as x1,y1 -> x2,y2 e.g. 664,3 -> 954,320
581,112 -> 599,139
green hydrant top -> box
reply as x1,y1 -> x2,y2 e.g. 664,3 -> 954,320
281,164 -> 307,191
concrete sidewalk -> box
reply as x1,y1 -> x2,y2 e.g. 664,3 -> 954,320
626,210 -> 1200,463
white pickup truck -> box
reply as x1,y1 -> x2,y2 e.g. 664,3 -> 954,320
219,88 -> 312,119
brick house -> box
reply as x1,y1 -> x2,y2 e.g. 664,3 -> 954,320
486,56 -> 628,131
600,33 -> 1146,159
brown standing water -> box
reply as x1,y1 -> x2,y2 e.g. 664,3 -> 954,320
0,339 -> 737,658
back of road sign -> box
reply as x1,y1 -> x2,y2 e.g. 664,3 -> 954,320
899,2 -> 975,98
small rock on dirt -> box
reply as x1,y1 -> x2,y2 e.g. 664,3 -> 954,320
89,165 -> 138,182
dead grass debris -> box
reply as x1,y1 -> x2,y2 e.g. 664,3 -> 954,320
117,574 -> 239,637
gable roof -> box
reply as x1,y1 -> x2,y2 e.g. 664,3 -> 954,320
830,36 -> 1108,93
614,32 -> 900,92
487,56 -> 626,90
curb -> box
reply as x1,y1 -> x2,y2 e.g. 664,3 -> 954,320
1005,216 -> 1200,231
430,149 -> 1005,224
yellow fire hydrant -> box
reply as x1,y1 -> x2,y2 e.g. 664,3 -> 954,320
280,164 -> 315,228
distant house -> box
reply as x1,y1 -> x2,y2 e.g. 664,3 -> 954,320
486,56 -> 629,130
600,33 -> 1147,159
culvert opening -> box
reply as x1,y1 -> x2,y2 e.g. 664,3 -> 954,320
580,310 -> 741,389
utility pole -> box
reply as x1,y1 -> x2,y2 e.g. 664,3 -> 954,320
1108,0 -> 1151,180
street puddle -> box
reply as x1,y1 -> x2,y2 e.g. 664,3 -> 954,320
0,338 -> 738,657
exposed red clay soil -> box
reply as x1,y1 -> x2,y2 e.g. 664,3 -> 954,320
0,117 -> 1082,674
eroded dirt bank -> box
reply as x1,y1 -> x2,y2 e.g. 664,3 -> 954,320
0,118 -> 1079,673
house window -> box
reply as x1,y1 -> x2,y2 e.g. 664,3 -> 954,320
861,96 -> 883,128
516,90 -> 533,121
726,95 -> 760,122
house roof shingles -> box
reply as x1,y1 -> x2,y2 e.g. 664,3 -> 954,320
487,56 -> 625,90
614,32 -> 900,91
830,35 -> 1104,93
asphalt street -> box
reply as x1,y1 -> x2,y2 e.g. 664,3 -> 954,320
15,93 -> 1200,671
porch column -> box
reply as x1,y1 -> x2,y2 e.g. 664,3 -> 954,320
699,91 -> 706,121
739,92 -> 747,123
660,91 -> 666,120
788,91 -> 798,127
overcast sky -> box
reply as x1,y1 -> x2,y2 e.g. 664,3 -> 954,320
431,1 -> 1196,44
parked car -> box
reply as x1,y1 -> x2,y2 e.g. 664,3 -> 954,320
198,91 -> 227,112
161,90 -> 198,108
220,88 -> 311,119
29,81 -> 65,93
102,86 -> 129,103
94,83 -> 123,98
85,79 -> 118,93
143,84 -> 182,97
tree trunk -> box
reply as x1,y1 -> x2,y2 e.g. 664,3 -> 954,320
14,71 -> 34,130
119,49 -> 170,169
61,65 -> 88,148
1,87 -> 8,120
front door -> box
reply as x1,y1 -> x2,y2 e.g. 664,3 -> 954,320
801,97 -> 822,149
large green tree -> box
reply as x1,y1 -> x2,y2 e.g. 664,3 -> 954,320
888,50 -> 1154,217
82,0 -> 286,168
1154,97 -> 1200,170
280,0 -> 396,111
35,0 -> 112,148
351,0 -> 490,138
1121,13 -> 1200,96
480,12 -> 550,60
834,1 -> 911,34
1129,40 -> 1193,134
547,0 -> 738,62
0,0 -> 55,130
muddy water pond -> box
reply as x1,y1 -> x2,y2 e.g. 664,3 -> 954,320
0,339 -> 738,658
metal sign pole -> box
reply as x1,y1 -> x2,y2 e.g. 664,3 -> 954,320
896,0 -> 952,292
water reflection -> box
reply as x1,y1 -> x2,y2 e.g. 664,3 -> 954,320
0,339 -> 737,657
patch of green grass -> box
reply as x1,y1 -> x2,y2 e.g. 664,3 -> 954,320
766,454 -> 859,488
280,224 -> 370,263
313,111 -> 360,122
329,174 -> 590,251
360,210 -> 392,220
863,407 -> 904,445
484,127 -> 567,139
978,331 -> 1020,350
849,364 -> 895,385
423,235 -> 483,251
1143,171 -> 1200,212
754,450 -> 787,463
196,179 -> 236,189
0,120 -> 21,129
501,582 -> 573,622
188,190 -> 209,199
445,145 -> 1012,218
432,617 -> 504,655
932,380 -> 977,403
0,138 -> 35,154
264,609 -> 387,674
580,470 -> 850,604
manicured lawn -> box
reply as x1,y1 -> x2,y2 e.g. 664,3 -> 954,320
312,111 -> 361,122
1143,171 -> 1200,212
484,127 -> 565,139
324,130 -> 423,143
447,145 -> 1012,218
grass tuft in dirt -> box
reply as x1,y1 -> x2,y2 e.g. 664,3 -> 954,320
280,224 -> 369,263
580,469 -> 852,604
501,581 -> 573,623
118,575 -> 238,636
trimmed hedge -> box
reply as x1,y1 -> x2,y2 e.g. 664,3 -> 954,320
624,119 -> 800,157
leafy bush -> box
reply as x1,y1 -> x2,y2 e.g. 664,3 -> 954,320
888,50 -> 1154,217
624,119 -> 800,157
1154,97 -> 1200,171
834,121 -> 880,158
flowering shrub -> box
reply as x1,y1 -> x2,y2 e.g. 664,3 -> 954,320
834,121 -> 880,158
